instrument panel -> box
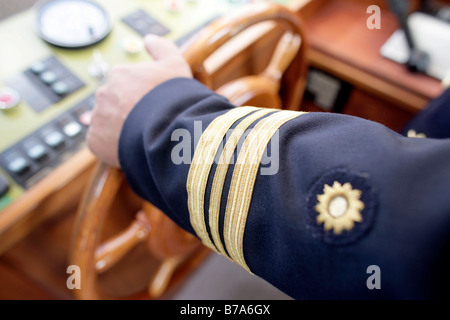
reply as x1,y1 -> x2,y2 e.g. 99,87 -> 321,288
0,0 -> 294,212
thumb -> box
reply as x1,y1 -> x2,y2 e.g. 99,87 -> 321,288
144,34 -> 183,61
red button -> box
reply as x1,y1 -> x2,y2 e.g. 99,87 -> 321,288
0,87 -> 20,110
79,111 -> 92,126
0,94 -> 12,104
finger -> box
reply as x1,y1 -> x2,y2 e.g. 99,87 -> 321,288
144,34 -> 182,61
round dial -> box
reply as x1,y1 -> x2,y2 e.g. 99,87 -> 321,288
35,0 -> 112,48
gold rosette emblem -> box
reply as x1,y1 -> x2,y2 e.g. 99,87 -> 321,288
407,129 -> 426,138
315,181 -> 364,235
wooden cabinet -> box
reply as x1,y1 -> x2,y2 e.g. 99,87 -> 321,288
298,0 -> 446,130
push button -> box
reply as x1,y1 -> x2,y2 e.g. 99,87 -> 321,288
62,121 -> 82,138
44,131 -> 65,149
30,61 -> 46,74
26,144 -> 47,161
51,81 -> 69,96
78,111 -> 92,126
0,87 -> 21,110
73,104 -> 92,126
122,36 -> 144,55
0,172 -> 10,198
7,156 -> 29,175
40,71 -> 58,85
165,0 -> 184,12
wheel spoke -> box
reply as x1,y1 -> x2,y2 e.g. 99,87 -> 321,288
148,256 -> 183,298
263,32 -> 301,85
95,211 -> 151,273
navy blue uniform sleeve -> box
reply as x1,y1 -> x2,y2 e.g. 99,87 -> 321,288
119,78 -> 450,299
401,87 -> 450,139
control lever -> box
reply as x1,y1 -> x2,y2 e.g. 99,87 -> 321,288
387,0 -> 430,73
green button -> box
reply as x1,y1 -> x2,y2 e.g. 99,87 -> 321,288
27,144 -> 47,161
40,71 -> 57,84
44,131 -> 64,148
30,61 -> 46,74
52,81 -> 69,95
7,157 -> 29,175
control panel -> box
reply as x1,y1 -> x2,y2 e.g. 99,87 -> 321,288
0,0 -> 294,212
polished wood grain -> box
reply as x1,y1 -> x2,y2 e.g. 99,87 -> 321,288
0,262 -> 58,300
217,31 -> 304,108
70,163 -> 208,300
94,211 -> 151,274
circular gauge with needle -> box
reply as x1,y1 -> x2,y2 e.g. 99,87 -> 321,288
34,0 -> 112,48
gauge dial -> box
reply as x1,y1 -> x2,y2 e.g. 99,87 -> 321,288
35,0 -> 112,48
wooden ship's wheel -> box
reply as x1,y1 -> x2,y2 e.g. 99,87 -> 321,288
70,2 -> 308,300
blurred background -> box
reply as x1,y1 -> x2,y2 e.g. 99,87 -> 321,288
0,1 -> 38,21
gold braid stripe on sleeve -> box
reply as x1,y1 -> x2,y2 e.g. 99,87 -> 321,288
208,108 -> 276,258
187,106 -> 258,251
223,110 -> 306,272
